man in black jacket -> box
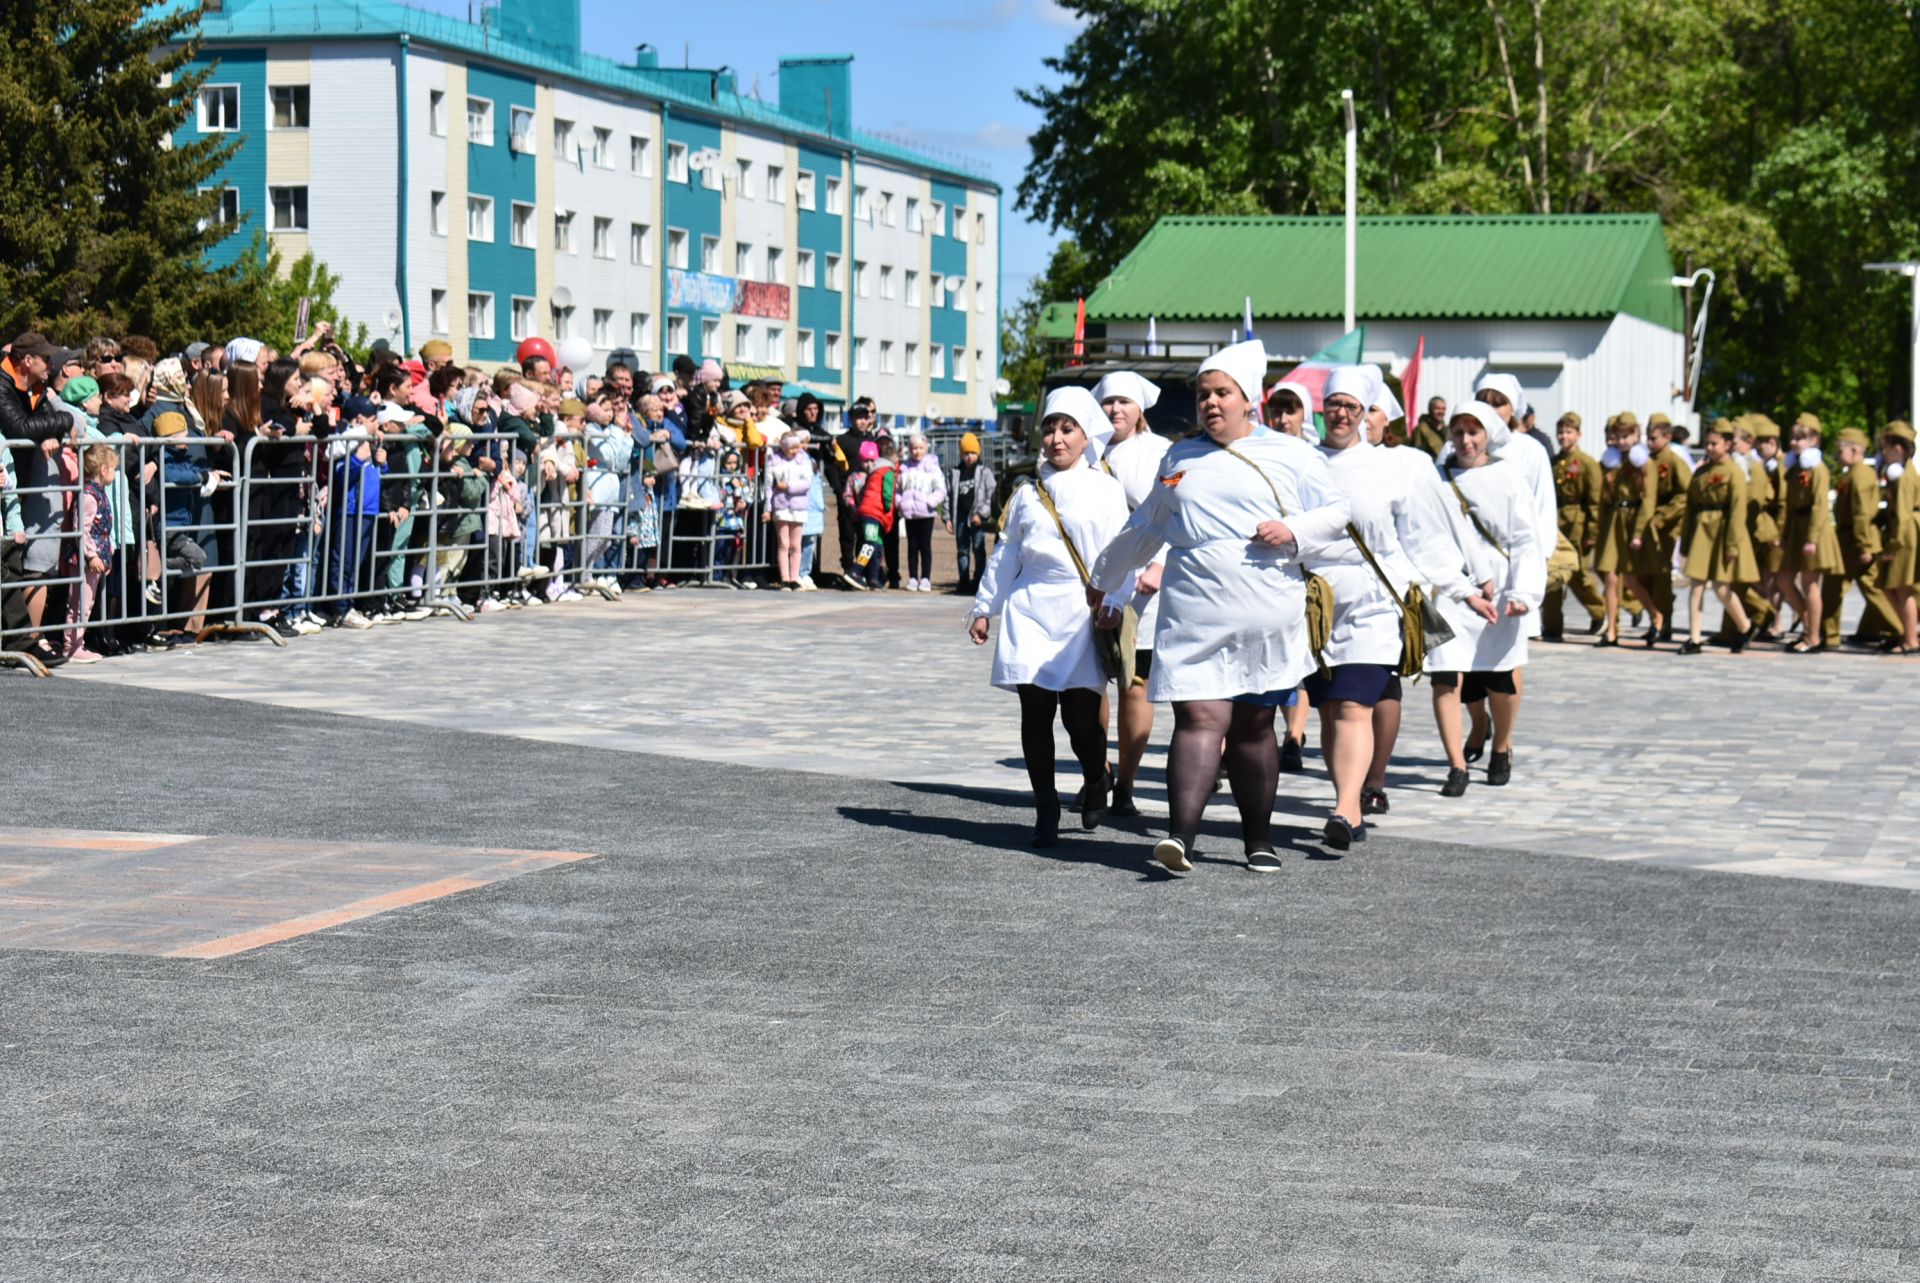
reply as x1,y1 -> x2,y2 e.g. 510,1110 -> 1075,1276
2,333 -> 82,667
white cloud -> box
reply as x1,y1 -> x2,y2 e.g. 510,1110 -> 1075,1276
919,0 -> 1022,30
1032,0 -> 1083,28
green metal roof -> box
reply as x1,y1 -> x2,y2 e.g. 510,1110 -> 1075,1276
161,0 -> 997,188
1085,215 -> 1681,332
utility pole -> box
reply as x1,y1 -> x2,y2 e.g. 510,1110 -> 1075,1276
1670,266 -> 1716,422
1865,261 -> 1920,422
1342,90 -> 1356,334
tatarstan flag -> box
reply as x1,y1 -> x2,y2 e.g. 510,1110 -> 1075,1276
1269,326 -> 1368,414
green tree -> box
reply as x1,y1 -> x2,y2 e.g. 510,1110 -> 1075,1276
1001,240 -> 1098,404
253,250 -> 371,358
0,0 -> 275,343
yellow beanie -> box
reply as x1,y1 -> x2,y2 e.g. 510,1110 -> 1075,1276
959,432 -> 981,454
154,411 -> 189,438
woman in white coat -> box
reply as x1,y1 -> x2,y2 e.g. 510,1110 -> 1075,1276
1091,340 -> 1351,875
968,387 -> 1132,848
1309,368 -> 1495,848
1429,401 -> 1546,797
1092,370 -> 1173,817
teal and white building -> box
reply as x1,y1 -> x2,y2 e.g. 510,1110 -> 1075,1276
171,0 -> 1003,424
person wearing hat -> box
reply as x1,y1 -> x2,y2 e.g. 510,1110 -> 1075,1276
968,386 -> 1131,847
1310,367 -> 1492,846
1091,370 -> 1173,816
153,409 -> 225,638
418,339 -> 454,374
1874,420 -> 1920,653
1676,419 -> 1758,653
1774,413 -> 1841,652
1545,411 -> 1605,640
2,332 -> 90,663
1823,426 -> 1898,648
945,430 -> 997,596
1592,412 -> 1652,646
1721,416 -> 1778,640
1628,412 -> 1691,643
1429,402 -> 1545,796
1090,340 -> 1351,874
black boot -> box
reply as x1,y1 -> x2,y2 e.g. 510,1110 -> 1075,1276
1486,751 -> 1512,787
1032,796 -> 1061,848
1109,781 -> 1140,818
1440,766 -> 1469,797
1081,770 -> 1111,832
1279,735 -> 1304,773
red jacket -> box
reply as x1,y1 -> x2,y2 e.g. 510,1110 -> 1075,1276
855,462 -> 898,532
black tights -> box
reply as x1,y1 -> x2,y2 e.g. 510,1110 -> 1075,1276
1017,684 -> 1107,805
1167,699 -> 1278,855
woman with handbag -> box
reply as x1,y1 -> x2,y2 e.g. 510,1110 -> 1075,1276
1310,368 -> 1495,849
967,387 -> 1131,848
1090,340 -> 1351,875
1428,402 -> 1547,797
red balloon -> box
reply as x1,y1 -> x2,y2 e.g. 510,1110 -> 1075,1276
515,336 -> 557,368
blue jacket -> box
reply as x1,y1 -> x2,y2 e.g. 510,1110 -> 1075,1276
161,443 -> 209,532
333,449 -> 386,517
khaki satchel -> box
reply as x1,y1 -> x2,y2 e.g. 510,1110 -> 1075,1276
1030,479 -> 1128,684
1221,444 -> 1334,676
1344,521 -> 1438,677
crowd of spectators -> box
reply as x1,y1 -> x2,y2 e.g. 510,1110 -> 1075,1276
1,328 -> 1002,671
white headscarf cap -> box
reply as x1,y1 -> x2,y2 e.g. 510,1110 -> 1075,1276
1453,400 -> 1509,449
1362,363 -> 1404,422
1323,366 -> 1373,408
1091,371 -> 1160,412
1474,372 -> 1524,415
226,337 -> 263,365
1041,385 -> 1113,465
1197,339 -> 1268,408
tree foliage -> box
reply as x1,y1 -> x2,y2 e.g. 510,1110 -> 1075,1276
0,1 -> 280,345
1015,0 -> 1920,423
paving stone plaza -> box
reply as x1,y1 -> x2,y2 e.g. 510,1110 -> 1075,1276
4,592 -> 1917,1280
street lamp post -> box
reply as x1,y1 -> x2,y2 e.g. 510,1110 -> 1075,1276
1865,261 -> 1920,422
1670,267 -> 1716,422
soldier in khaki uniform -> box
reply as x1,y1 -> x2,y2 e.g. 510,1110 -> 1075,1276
1876,420 -> 1920,654
1822,427 -> 1897,647
1630,413 -> 1692,644
1677,421 -> 1758,653
1543,412 -> 1604,639
1722,416 -> 1778,638
1410,396 -> 1448,458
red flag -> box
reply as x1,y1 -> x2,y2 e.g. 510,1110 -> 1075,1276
1072,297 -> 1086,366
1401,336 -> 1425,432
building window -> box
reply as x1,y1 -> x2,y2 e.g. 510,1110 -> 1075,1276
960,350 -> 976,383
975,211 -> 986,244
466,196 -> 493,242
906,197 -> 922,233
975,281 -> 987,313
667,315 -> 688,352
593,309 -> 613,346
905,270 -> 920,307
667,141 -> 688,183
667,228 -> 688,269
700,317 -> 720,354
430,289 -> 449,335
826,253 -> 842,291
879,265 -> 894,300
554,209 -> 574,254
798,328 -> 815,367
930,201 -> 945,236
735,323 -> 754,362
878,340 -> 894,374
466,97 -> 492,145
855,259 -> 869,298
905,343 -> 919,376
825,176 -> 843,214
629,222 -> 651,266
854,337 -> 868,372
203,186 -> 240,226
269,185 -> 309,231
510,201 -> 534,248
825,332 -> 842,367
428,89 -> 446,137
270,85 -> 310,130
931,344 -> 945,379
510,297 -> 535,342
880,191 -> 896,226
735,158 -> 754,200
553,118 -> 574,159
796,169 -> 816,210
736,242 -> 755,281
551,304 -> 574,339
855,185 -> 870,223
629,135 -> 651,176
429,190 -> 448,236
629,312 -> 651,349
593,216 -> 613,259
930,272 -> 943,307
591,127 -> 612,168
700,156 -> 721,191
767,325 -> 785,364
766,246 -> 783,284
469,293 -> 495,339
700,235 -> 719,273
197,85 -> 240,132
949,276 -> 966,309
766,164 -> 784,205
797,250 -> 815,288
509,106 -> 534,153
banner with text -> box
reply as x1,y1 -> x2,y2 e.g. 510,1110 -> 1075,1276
667,269 -> 791,320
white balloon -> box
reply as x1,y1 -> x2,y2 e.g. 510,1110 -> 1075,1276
557,336 -> 594,374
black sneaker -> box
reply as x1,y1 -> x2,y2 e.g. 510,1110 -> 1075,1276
1486,751 -> 1512,786
1322,814 -> 1364,851
1361,787 -> 1389,815
1440,767 -> 1469,798
1279,736 -> 1304,773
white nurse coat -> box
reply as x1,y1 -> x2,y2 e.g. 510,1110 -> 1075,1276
1100,427 -> 1175,647
1308,440 -> 1482,668
1091,430 -> 1350,702
1425,458 -> 1546,674
970,462 -> 1132,693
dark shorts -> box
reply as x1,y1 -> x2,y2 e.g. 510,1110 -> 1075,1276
1303,662 -> 1397,708
1435,670 -> 1518,701
1229,687 -> 1297,708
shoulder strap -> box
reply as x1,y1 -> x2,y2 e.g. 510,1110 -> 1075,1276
1447,476 -> 1509,559
1030,476 -> 1093,588
1220,442 -> 1289,517
1345,521 -> 1401,598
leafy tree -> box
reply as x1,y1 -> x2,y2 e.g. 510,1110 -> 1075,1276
253,249 -> 371,358
0,1 -> 279,344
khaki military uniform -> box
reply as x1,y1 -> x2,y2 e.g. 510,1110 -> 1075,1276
1778,459 -> 1843,575
1632,444 -> 1691,620
1681,459 -> 1757,583
1410,416 -> 1447,459
1543,445 -> 1604,635
1822,457 -> 1896,645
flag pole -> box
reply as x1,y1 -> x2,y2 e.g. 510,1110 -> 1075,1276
1342,90 -> 1357,334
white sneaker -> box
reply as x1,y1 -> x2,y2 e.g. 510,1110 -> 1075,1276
529,566 -> 553,581
477,596 -> 504,613
342,609 -> 374,630
921,578 -> 933,593
556,589 -> 584,602
797,575 -> 817,591
401,604 -> 433,622
292,616 -> 326,635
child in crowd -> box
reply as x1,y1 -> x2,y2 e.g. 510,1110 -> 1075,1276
713,448 -> 750,587
798,431 -> 825,591
154,410 -> 224,637
484,449 -> 530,611
1677,420 -> 1757,654
895,433 -> 947,592
767,430 -> 813,590
433,425 -> 487,595
323,397 -> 385,627
62,444 -> 118,662
538,415 -> 582,601
581,392 -> 633,598
626,466 -> 661,590
849,438 -> 898,590
945,432 -> 996,595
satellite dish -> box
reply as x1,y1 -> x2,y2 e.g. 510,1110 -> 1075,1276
993,378 -> 1011,397
551,286 -> 573,308
925,403 -> 942,421
383,308 -> 402,333
945,277 -> 963,294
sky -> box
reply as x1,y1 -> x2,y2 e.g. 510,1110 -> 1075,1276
412,0 -> 1080,306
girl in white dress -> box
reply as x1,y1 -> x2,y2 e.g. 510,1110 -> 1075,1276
968,387 -> 1132,847
1428,402 -> 1547,797
1091,341 -> 1351,875
1309,368 -> 1493,849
